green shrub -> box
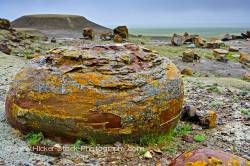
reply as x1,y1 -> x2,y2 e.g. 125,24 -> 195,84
74,138 -> 84,150
194,134 -> 205,142
25,132 -> 44,145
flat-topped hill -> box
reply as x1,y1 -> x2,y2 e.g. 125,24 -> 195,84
11,14 -> 111,38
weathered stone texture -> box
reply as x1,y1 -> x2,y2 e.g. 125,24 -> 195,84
6,43 -> 183,143
170,148 -> 249,166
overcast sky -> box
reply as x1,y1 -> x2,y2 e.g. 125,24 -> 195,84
1,0 -> 250,28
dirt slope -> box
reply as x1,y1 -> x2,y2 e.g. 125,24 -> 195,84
11,14 -> 111,38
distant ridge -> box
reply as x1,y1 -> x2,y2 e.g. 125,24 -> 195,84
11,14 -> 111,38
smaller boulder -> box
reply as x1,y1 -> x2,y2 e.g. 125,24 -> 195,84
181,67 -> 193,76
182,49 -> 200,62
241,32 -> 248,39
113,26 -> 128,39
229,46 -> 239,52
171,33 -> 183,46
193,36 -> 205,47
144,151 -> 153,159
247,31 -> 250,38
213,49 -> 228,58
0,42 -> 11,54
83,27 -> 94,40
221,34 -> 232,41
50,37 -> 56,43
243,72 -> 250,81
231,35 -> 243,40
206,38 -> 224,49
0,18 -> 10,30
183,32 -> 189,37
199,111 -> 217,128
113,34 -> 123,43
180,105 -> 199,122
239,52 -> 250,67
213,49 -> 229,62
182,135 -> 194,143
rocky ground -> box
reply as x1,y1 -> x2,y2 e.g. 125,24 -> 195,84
0,31 -> 250,165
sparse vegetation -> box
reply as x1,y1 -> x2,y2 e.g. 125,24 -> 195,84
210,100 -> 225,108
128,36 -> 151,45
74,138 -> 84,151
194,134 -> 206,142
138,123 -> 192,146
206,83 -> 221,93
162,145 -> 177,154
240,108 -> 250,117
25,132 -> 44,145
144,44 -> 213,59
89,137 -> 97,146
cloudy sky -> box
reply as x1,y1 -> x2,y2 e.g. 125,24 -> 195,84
0,0 -> 250,28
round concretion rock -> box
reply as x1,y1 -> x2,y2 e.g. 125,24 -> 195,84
5,43 -> 184,143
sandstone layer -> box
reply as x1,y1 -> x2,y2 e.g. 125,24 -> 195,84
6,43 -> 183,143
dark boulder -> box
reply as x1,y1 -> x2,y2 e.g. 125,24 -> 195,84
221,34 -> 232,41
0,42 -> 11,54
113,26 -> 128,39
0,18 -> 10,30
50,37 -> 56,43
83,27 -> 94,40
232,35 -> 244,40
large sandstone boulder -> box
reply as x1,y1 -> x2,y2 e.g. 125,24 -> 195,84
5,44 -> 184,143
0,18 -> 10,30
113,26 -> 128,39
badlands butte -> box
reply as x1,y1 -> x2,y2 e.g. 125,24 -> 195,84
0,14 -> 249,165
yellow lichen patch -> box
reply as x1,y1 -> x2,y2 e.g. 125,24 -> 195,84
68,72 -> 111,86
208,156 -> 223,165
206,111 -> 217,128
62,49 -> 84,58
101,80 -> 136,89
228,157 -> 241,166
185,161 -> 208,166
183,152 -> 193,159
47,48 -> 65,54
